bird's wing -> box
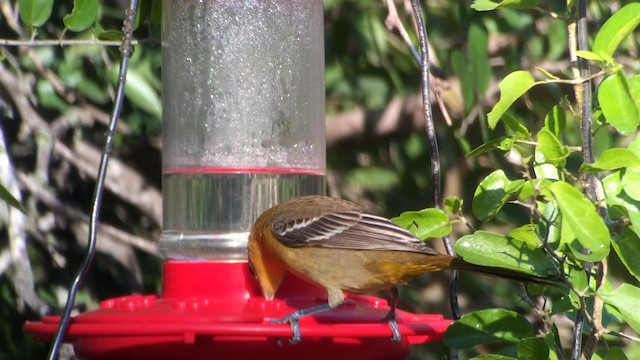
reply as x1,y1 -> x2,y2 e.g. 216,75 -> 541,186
271,211 -> 438,255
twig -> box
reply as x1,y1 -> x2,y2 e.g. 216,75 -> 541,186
384,0 -> 421,62
0,38 -> 155,47
0,65 -> 162,225
581,260 -> 607,360
46,2 -> 140,359
16,171 -> 159,255
0,119 -> 49,316
608,331 -> 640,342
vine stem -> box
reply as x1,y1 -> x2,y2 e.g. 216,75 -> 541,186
45,2 -> 139,359
568,0 -> 603,359
410,0 -> 461,349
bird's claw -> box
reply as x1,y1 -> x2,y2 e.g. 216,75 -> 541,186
382,313 -> 402,343
387,319 -> 401,343
271,315 -> 302,345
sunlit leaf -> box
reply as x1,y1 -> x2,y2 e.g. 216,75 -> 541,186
592,3 -> 640,58
488,71 -> 537,129
575,50 -> 611,63
598,71 -> 640,135
600,284 -> 640,334
611,227 -> 640,282
473,170 -> 523,221
580,148 -> 640,173
444,196 -> 463,215
622,167 -> 640,201
544,105 -> 566,138
391,208 -> 452,240
455,230 -> 559,277
536,128 -> 569,166
472,0 -> 540,11
548,181 -> 610,261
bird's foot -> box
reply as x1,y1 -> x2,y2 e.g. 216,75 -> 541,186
271,314 -> 302,345
381,312 -> 402,343
270,303 -> 333,345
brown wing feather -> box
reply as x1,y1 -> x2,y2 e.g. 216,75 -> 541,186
271,211 -> 437,255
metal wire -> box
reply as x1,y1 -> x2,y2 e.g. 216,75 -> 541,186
46,2 -> 139,359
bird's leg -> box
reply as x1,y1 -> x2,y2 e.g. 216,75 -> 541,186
271,303 -> 333,345
382,287 -> 401,342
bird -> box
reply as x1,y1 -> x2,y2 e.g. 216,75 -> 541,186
247,195 -> 560,344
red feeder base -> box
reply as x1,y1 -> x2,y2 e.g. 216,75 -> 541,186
25,261 -> 452,360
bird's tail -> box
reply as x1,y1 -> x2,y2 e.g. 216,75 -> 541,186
445,256 -> 563,287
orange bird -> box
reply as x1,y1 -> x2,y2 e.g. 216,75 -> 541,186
248,195 -> 558,344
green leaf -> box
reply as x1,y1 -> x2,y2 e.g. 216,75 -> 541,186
600,284 -> 640,334
470,356 -> 516,360
444,196 -> 463,214
544,325 -> 562,360
547,19 -> 567,61
502,113 -> 530,137
150,0 -> 162,24
471,0 -> 540,11
518,179 -> 553,202
455,230 -> 559,277
593,347 -> 628,360
575,50 -> 611,63
611,227 -> 640,282
598,71 -> 640,135
346,166 -> 398,192
517,337 -> 549,360
469,23 -> 490,95
544,105 -> 566,138
444,309 -> 533,348
548,181 -> 610,262
391,208 -> 452,240
96,30 -> 124,41
509,225 -> 540,246
19,0 -> 54,27
488,71 -> 537,129
472,170 -> 523,221
622,166 -> 640,201
628,75 -> 640,112
580,148 -> 640,173
467,136 -> 512,157
603,171 -> 640,236
592,2 -> 640,58
63,0 -> 99,32
536,128 -> 569,166
451,50 -> 475,112
109,66 -> 162,118
0,184 -> 27,215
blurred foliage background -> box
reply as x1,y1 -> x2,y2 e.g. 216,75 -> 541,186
0,0 -> 638,358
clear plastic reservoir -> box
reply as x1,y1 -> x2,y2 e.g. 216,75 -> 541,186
161,0 -> 325,261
